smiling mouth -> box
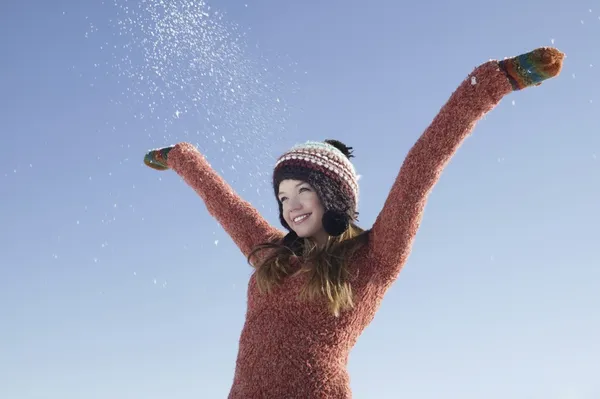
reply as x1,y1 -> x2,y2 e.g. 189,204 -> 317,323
293,213 -> 311,224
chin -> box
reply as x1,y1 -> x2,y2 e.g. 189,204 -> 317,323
292,224 -> 319,238
289,215 -> 325,239
293,229 -> 313,238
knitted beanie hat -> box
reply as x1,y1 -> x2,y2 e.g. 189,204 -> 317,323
273,139 -> 359,237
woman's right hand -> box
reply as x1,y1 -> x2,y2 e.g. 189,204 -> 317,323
143,146 -> 175,171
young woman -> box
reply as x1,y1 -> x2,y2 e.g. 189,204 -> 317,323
144,46 -> 564,398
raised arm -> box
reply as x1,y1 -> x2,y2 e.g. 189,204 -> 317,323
146,142 -> 284,259
367,47 -> 564,286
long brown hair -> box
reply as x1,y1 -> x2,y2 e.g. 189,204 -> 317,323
247,223 -> 369,316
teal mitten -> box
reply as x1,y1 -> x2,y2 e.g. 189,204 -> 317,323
498,47 -> 564,91
144,146 -> 174,171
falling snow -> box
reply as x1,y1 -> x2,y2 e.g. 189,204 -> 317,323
86,0 -> 298,179
71,0 -> 302,288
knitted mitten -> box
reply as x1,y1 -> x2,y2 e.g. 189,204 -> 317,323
144,146 -> 174,171
499,47 -> 564,91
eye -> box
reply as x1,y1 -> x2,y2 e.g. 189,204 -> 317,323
279,196 -> 288,202
299,187 -> 311,193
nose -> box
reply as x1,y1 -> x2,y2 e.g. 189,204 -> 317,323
287,196 -> 302,211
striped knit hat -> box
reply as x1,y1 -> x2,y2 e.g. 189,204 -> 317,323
273,139 -> 359,237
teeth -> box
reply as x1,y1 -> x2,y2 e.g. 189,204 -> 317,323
293,214 -> 309,223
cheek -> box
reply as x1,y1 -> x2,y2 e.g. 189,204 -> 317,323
308,195 -> 324,213
281,203 -> 291,222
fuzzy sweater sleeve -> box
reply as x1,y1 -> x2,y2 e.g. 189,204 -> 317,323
367,60 -> 513,285
167,142 -> 284,259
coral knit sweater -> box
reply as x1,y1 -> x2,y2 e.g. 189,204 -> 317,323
166,60 -> 513,398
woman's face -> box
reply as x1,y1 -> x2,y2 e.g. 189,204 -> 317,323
278,179 -> 327,242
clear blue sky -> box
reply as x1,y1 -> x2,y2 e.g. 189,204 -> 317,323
2,0 -> 599,398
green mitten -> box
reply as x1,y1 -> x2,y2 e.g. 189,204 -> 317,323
499,47 -> 564,90
144,146 -> 174,171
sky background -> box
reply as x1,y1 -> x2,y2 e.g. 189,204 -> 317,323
1,0 -> 599,398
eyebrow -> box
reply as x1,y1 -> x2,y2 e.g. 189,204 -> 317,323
278,181 -> 306,196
